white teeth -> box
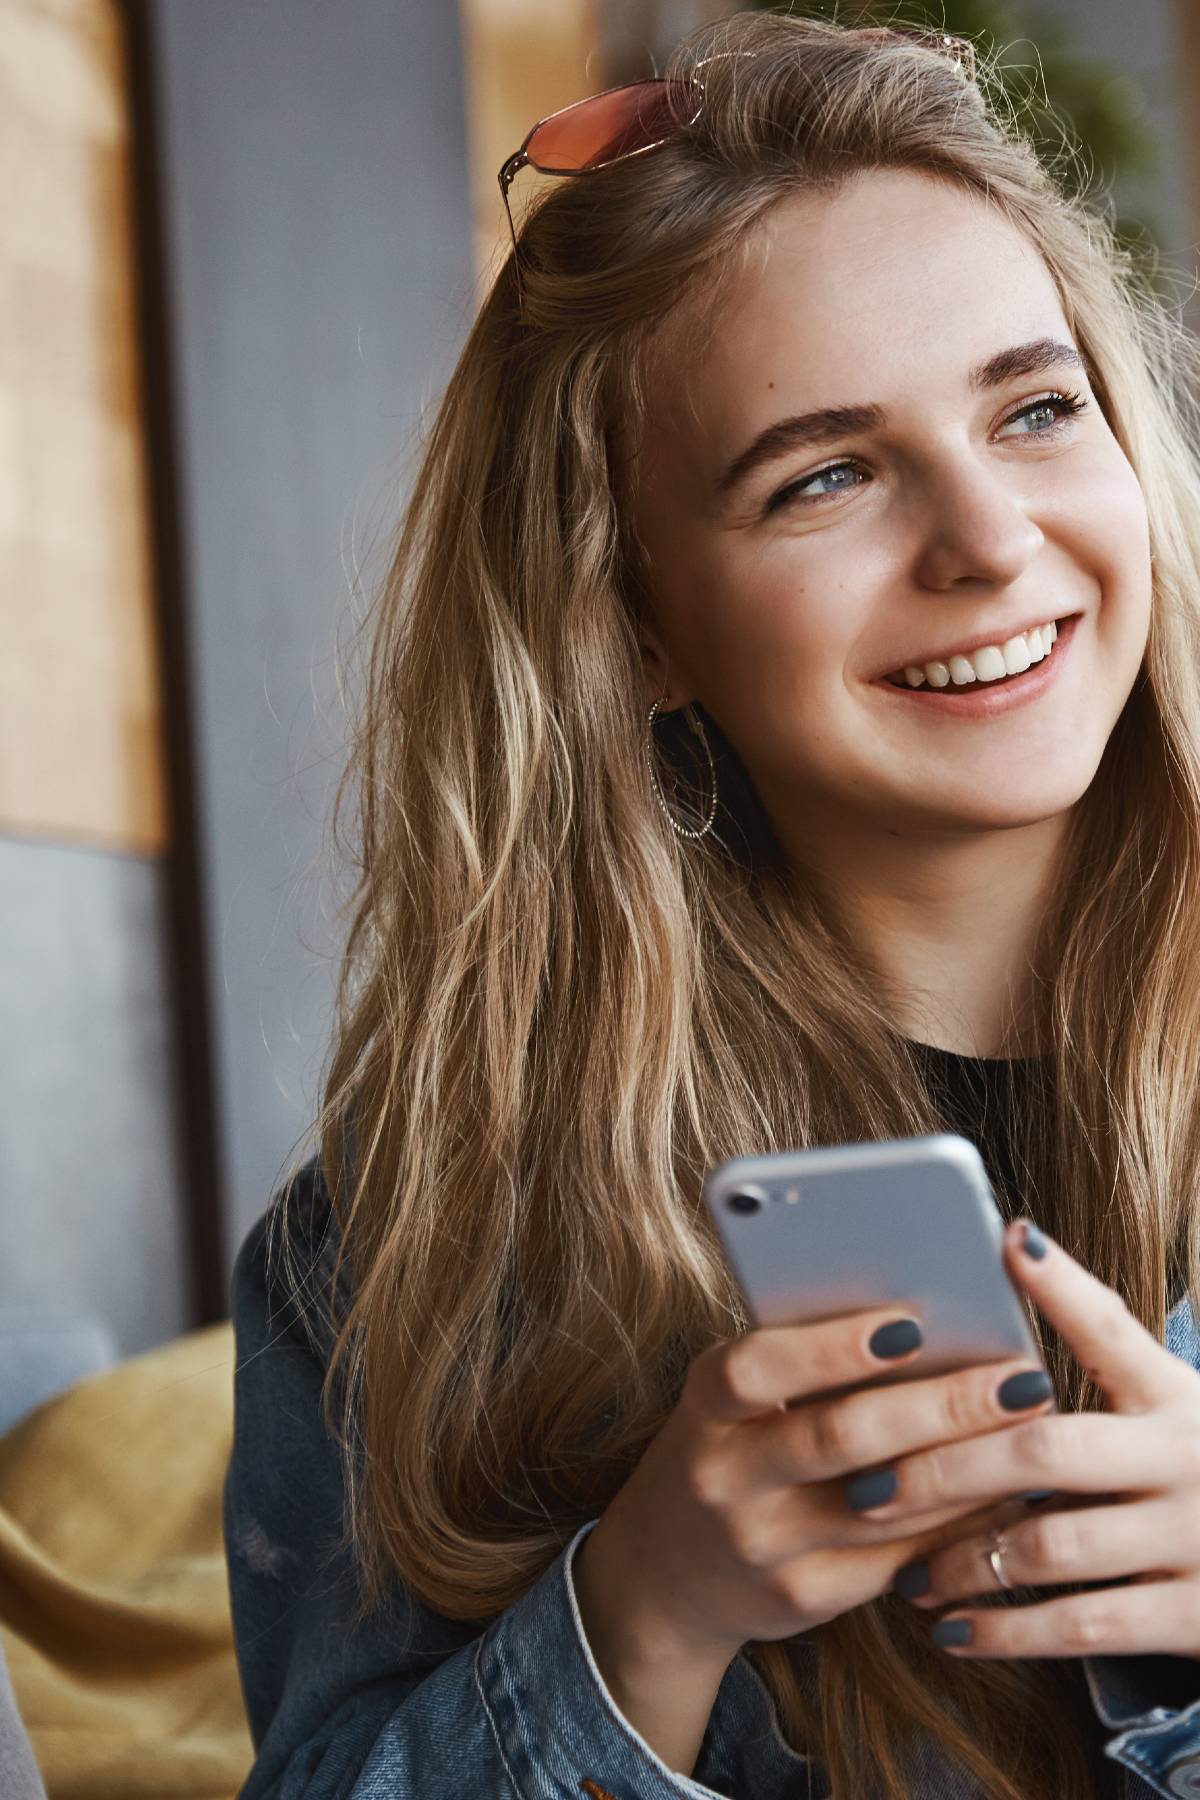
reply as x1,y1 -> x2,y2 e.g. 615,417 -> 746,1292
971,645 -> 1008,681
887,618 -> 1062,689
1001,634 -> 1032,676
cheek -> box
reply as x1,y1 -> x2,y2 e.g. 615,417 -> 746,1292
673,555 -> 870,785
682,554 -> 862,699
1059,449 -> 1151,619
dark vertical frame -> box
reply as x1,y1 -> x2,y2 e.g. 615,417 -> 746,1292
116,0 -> 227,1325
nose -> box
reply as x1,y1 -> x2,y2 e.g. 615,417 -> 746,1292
912,457 -> 1045,592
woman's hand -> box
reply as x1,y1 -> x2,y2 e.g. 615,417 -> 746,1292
875,1219 -> 1200,1659
570,1305 -> 1046,1782
575,1301 -> 1056,1678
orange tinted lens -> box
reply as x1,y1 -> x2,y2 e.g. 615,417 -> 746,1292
526,78 -> 697,173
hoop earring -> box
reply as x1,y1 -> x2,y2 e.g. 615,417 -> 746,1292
644,695 -> 719,841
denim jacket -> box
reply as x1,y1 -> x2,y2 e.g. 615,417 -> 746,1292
224,1159 -> 1200,1799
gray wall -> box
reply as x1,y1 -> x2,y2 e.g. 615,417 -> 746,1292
146,0 -> 476,1282
0,834 -> 188,1359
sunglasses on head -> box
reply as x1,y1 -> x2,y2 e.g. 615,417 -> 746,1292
497,28 -> 977,301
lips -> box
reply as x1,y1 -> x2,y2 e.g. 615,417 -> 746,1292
873,610 -> 1080,715
878,612 -> 1082,688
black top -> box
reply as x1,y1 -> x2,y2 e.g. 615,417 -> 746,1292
909,1038 -> 1041,1220
912,1039 -> 1186,1314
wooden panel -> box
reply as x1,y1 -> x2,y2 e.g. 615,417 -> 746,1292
458,0 -> 599,285
0,0 -> 168,852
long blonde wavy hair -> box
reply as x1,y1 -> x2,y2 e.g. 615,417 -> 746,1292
270,11 -> 1200,1796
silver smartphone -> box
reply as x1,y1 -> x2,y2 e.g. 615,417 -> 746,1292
701,1133 -> 1042,1391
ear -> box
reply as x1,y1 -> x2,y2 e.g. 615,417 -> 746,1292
638,620 -> 692,715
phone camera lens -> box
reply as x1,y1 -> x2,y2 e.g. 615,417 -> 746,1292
726,1188 -> 766,1214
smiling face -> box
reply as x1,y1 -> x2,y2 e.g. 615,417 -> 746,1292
629,168 -> 1152,866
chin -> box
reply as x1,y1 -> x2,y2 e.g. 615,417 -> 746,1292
900,781 -> 1088,835
921,731 -> 1110,824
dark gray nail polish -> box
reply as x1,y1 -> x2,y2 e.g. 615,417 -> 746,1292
893,1559 -> 931,1599
933,1618 -> 973,1647
869,1318 -> 923,1360
1020,1222 -> 1048,1259
845,1468 -> 898,1511
997,1369 -> 1054,1411
1021,1488 -> 1058,1504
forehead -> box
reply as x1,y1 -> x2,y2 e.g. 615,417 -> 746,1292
640,167 -> 1071,461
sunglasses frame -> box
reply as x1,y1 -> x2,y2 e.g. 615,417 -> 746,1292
497,30 -> 977,299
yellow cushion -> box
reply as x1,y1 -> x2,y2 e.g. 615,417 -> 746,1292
0,1320 -> 252,1799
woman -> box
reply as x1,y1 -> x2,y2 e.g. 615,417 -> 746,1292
225,13 -> 1200,1797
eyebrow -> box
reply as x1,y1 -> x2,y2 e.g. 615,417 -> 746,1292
715,337 -> 1089,501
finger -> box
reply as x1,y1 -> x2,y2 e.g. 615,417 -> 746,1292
848,1410 -> 1170,1520
807,1492 -> 1029,1552
773,1497 -> 1021,1612
924,1575 -> 1200,1659
802,1500 -> 1055,1619
905,1497 -> 1197,1607
749,1354 -> 1053,1487
768,1470 -> 1033,1558
687,1308 -> 925,1426
1003,1220 -> 1193,1412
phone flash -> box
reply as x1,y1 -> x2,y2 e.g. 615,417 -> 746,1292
784,1186 -> 802,1204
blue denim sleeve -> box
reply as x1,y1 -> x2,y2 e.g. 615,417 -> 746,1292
1078,1295 -> 1200,1799
223,1176 -> 816,1799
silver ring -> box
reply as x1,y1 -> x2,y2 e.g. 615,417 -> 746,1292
986,1529 -> 1013,1590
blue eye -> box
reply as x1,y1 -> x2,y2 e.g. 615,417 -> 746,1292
1001,390 -> 1088,436
766,462 -> 863,513
768,463 -> 864,509
764,388 -> 1090,515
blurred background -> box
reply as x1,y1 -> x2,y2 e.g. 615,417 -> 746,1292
4,0 -> 1200,1407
